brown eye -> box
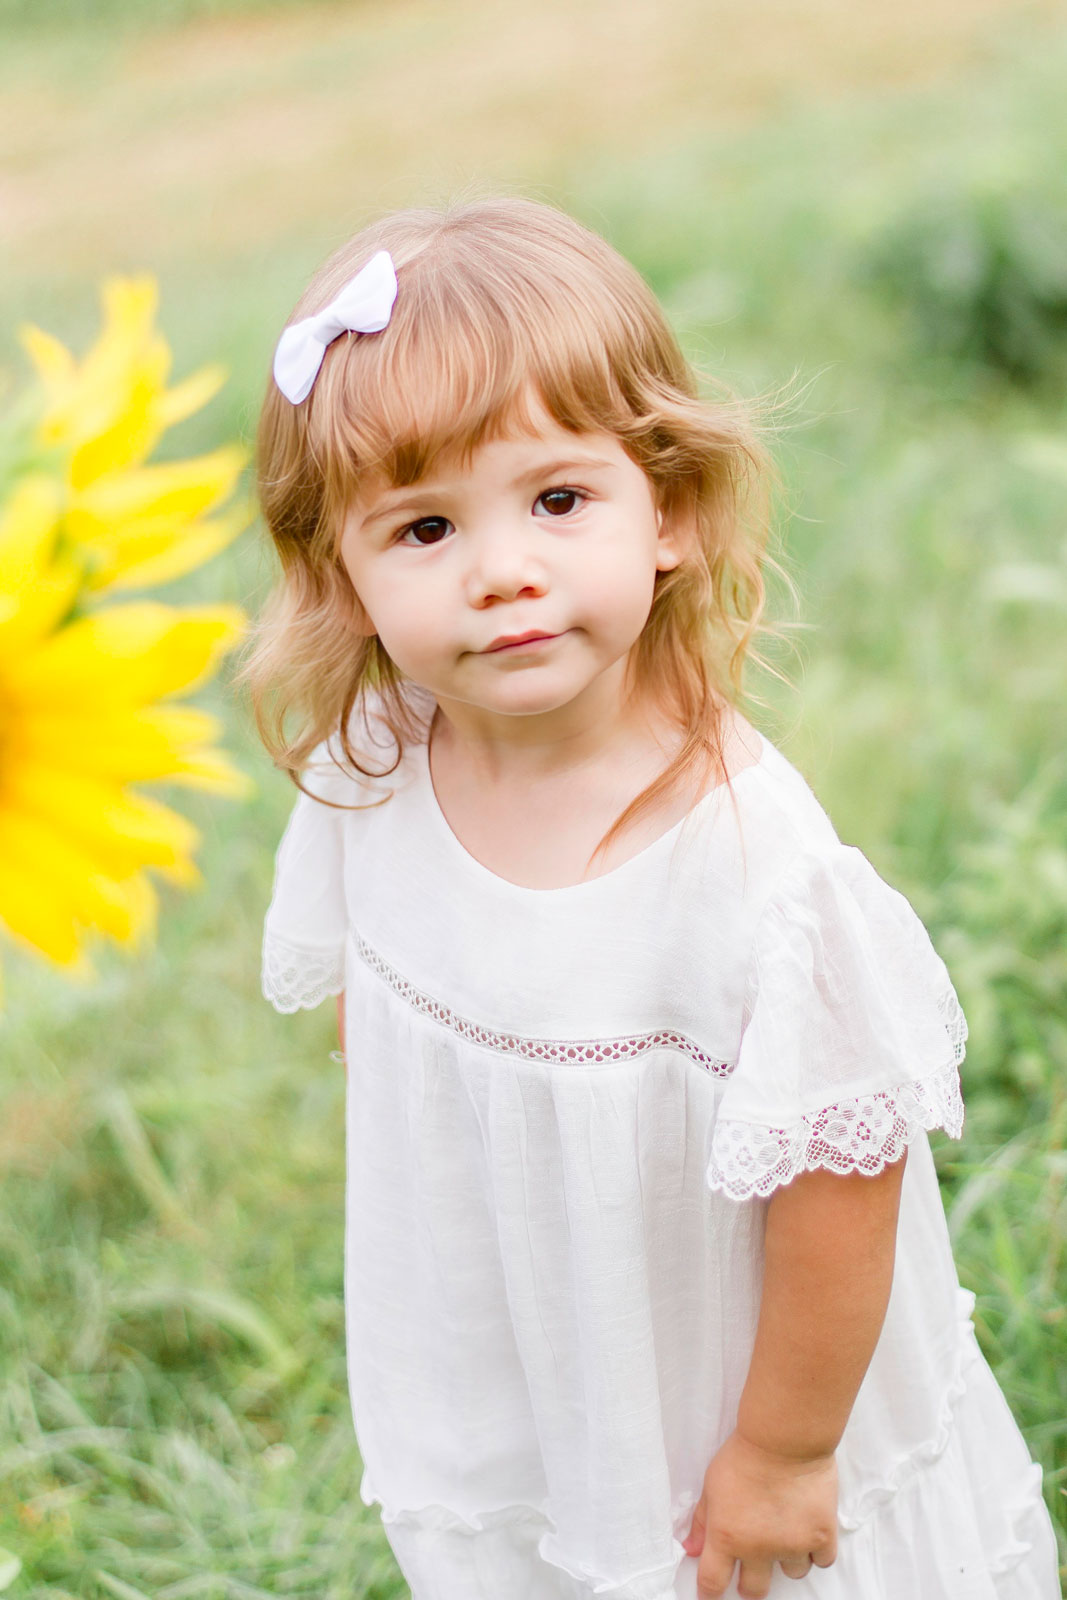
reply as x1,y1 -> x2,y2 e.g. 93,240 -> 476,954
535,488 -> 583,517
399,517 -> 453,546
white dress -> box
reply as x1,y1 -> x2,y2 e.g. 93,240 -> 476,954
261,697 -> 1061,1600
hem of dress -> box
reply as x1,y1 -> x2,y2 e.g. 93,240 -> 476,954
359,1473 -> 688,1599
838,1287 -> 1055,1585
537,1531 -> 688,1600
359,1292 -> 1054,1595
359,1470 -> 553,1535
987,1468 -> 1057,1581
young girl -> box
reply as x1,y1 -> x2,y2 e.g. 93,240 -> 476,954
243,197 -> 1061,1600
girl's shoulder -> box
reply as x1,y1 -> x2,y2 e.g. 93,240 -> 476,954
301,686 -> 432,807
720,714 -> 842,865
722,728 -> 946,977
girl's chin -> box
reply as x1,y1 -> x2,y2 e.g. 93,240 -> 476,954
437,680 -> 605,719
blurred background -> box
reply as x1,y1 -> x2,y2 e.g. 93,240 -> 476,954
1,0 -> 1065,1594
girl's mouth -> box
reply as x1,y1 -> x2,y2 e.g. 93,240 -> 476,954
485,632 -> 559,652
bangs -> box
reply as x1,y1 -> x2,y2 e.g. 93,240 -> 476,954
313,293 -> 552,489
295,207 -> 681,515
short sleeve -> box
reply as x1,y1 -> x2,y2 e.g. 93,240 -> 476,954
261,743 -> 351,1013
706,843 -> 967,1201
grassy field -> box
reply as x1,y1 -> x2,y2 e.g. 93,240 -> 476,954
1,1 -> 1066,1595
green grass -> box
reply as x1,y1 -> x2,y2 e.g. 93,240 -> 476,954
0,0 -> 330,32
2,12 -> 1067,1596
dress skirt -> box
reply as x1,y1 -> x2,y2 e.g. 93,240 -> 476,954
374,1324 -> 1059,1599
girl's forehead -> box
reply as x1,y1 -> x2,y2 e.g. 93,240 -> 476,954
351,409 -> 628,505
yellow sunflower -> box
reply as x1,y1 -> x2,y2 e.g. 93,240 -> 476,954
19,275 -> 250,592
0,279 -> 253,1000
0,478 -> 250,995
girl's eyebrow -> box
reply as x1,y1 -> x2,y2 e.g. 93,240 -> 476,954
358,456 -> 616,527
511,455 -> 616,485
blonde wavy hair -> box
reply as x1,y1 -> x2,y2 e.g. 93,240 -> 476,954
236,195 -> 791,863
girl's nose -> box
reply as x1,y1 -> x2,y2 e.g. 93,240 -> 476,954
465,524 -> 548,607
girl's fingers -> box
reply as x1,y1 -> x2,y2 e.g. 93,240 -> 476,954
811,1534 -> 838,1568
736,1557 -> 776,1599
695,1550 -> 735,1599
683,1505 -> 706,1556
779,1555 -> 813,1579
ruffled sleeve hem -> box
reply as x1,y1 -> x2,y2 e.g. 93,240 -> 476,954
261,929 -> 347,1014
706,1047 -> 964,1201
706,842 -> 970,1201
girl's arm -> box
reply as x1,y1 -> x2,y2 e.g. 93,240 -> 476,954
684,1153 -> 907,1600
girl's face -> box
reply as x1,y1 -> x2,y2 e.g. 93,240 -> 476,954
338,405 -> 685,736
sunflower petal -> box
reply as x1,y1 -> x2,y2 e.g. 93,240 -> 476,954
15,705 -> 225,779
35,278 -> 167,483
12,707 -> 251,794
68,352 -> 167,486
7,602 -> 247,707
18,324 -> 76,391
86,505 -> 253,593
153,364 -> 227,431
2,762 -> 202,876
72,445 -> 248,524
0,807 -> 156,954
0,849 -> 84,964
0,476 -> 62,572
66,443 -> 250,590
0,477 -> 82,651
152,747 -> 255,797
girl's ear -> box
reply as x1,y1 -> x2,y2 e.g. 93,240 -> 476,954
654,505 -> 693,573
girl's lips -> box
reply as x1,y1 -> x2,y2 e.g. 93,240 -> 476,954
485,632 -> 559,652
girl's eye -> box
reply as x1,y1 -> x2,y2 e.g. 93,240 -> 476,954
398,517 -> 453,547
534,488 -> 584,517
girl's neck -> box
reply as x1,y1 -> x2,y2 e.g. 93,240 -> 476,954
428,665 -> 674,791
428,694 -> 675,793
422,683 -> 757,892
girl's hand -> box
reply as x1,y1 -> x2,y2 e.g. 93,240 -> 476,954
681,1431 -> 838,1599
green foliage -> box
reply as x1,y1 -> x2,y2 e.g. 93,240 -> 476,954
0,0 -> 327,32
944,1101 -> 1067,1534
862,175 -> 1067,385
0,788 -> 408,1596
934,768 -> 1067,1138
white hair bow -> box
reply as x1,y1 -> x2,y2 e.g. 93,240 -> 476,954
273,249 -> 398,405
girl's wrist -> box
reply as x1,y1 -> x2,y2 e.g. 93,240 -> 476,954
733,1415 -> 841,1469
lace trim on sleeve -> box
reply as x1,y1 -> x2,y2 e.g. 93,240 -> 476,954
706,1061 -> 964,1200
262,931 -> 346,1014
708,991 -> 967,1200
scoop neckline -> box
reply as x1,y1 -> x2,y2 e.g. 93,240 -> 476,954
415,725 -> 768,898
